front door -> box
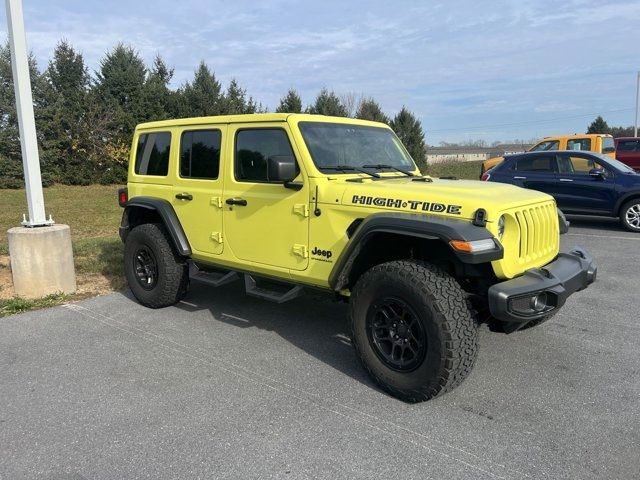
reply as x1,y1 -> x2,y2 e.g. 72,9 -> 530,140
223,124 -> 309,271
555,153 -> 618,214
172,126 -> 225,255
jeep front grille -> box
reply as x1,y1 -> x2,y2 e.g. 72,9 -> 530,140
513,202 -> 559,263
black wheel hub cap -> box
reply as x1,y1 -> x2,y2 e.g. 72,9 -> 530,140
366,298 -> 427,372
133,245 -> 158,290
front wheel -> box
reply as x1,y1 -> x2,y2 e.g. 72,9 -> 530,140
620,199 -> 640,232
350,260 -> 478,402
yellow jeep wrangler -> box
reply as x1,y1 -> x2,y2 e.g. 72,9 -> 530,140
118,114 -> 596,402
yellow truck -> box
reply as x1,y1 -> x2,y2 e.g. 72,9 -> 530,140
480,133 -> 616,177
118,114 -> 596,402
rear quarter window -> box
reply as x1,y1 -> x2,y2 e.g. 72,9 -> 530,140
134,132 -> 171,176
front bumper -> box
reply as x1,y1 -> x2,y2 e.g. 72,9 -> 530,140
488,247 -> 596,330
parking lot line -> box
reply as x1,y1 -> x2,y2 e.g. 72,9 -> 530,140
566,233 -> 640,240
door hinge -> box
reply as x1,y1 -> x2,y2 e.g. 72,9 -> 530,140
210,196 -> 223,208
292,244 -> 308,258
293,203 -> 309,217
210,232 -> 223,243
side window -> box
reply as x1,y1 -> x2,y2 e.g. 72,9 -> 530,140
566,155 -> 597,174
235,129 -> 296,182
617,140 -> 639,152
530,140 -> 559,151
180,129 -> 221,179
135,132 -> 171,176
567,138 -> 591,151
602,137 -> 615,154
515,155 -> 557,173
562,155 -> 612,178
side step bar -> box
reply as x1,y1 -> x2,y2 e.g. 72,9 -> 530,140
189,263 -> 239,288
244,274 -> 304,304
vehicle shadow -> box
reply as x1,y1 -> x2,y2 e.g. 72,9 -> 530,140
174,280 -> 381,393
565,215 -> 627,234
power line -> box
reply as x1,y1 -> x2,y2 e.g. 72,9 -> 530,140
427,107 -> 634,133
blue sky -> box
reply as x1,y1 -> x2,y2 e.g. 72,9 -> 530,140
1,0 -> 639,144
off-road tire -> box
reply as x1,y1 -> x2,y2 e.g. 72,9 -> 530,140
350,260 -> 478,402
124,223 -> 189,308
620,199 -> 640,232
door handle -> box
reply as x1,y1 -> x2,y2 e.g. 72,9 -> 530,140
514,176 -> 527,179
559,178 -> 573,182
226,197 -> 248,206
175,193 -> 193,200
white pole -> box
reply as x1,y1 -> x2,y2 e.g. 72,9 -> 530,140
635,71 -> 640,138
5,0 -> 51,226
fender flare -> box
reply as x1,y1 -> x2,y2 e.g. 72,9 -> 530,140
613,191 -> 640,216
120,197 -> 191,256
328,212 -> 503,291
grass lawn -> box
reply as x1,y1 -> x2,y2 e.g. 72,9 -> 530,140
0,184 -> 125,315
424,160 -> 483,180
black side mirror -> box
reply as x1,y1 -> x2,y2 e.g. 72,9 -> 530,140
267,155 -> 299,183
589,168 -> 605,179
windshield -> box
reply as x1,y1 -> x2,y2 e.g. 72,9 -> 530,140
298,122 -> 416,172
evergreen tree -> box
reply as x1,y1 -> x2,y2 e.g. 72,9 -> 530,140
144,54 -> 175,120
586,116 -> 611,134
307,88 -> 348,116
223,79 -> 249,114
0,42 -> 52,187
356,97 -> 389,123
42,40 -> 94,183
94,43 -> 147,138
275,88 -> 303,113
390,107 -> 427,170
182,61 -> 223,117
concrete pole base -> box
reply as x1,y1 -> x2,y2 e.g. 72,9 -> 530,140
7,224 -> 76,298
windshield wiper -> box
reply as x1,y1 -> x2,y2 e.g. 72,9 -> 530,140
361,164 -> 415,177
320,165 -> 380,178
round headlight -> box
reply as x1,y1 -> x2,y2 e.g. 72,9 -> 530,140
498,215 -> 506,239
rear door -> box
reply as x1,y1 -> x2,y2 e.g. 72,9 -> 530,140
172,126 -> 225,255
509,154 -> 561,194
555,152 -> 617,214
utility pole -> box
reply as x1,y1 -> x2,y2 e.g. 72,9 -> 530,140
635,71 -> 639,137
5,0 -> 75,299
5,0 -> 51,226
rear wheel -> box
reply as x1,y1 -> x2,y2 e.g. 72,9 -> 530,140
620,199 -> 640,232
350,260 -> 478,402
124,223 -> 188,308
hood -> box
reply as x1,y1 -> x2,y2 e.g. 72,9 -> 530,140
331,176 -> 554,221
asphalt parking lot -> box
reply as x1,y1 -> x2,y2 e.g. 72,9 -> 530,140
1,216 -> 639,480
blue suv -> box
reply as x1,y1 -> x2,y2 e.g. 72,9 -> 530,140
483,151 -> 640,232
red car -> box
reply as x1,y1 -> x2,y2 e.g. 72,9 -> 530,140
615,137 -> 640,171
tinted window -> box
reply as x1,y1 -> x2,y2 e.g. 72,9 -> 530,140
602,137 -> 615,154
514,155 -> 557,173
530,140 -> 559,151
135,132 -> 171,176
567,138 -> 591,151
235,129 -> 296,182
617,140 -> 639,152
180,130 -> 221,179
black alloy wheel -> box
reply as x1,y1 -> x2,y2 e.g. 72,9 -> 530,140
367,297 -> 427,372
133,245 -> 158,290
